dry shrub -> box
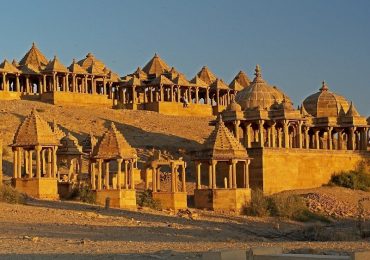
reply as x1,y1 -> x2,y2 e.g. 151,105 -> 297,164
138,189 -> 161,210
69,185 -> 96,204
329,170 -> 370,191
0,184 -> 26,204
244,189 -> 269,217
244,189 -> 330,222
269,193 -> 307,219
303,224 -> 359,241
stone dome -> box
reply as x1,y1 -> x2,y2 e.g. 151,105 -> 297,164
12,109 -> 60,147
235,65 -> 291,110
302,81 -> 350,117
226,100 -> 242,112
58,132 -> 83,155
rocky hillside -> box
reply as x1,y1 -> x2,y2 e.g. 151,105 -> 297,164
0,100 -> 214,177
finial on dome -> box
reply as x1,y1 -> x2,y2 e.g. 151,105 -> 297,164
72,58 -> 76,63
154,53 -> 158,57
53,55 -> 57,60
255,64 -> 262,78
32,42 -> 36,47
320,81 -> 329,91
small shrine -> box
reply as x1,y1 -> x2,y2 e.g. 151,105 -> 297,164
193,116 -> 251,211
10,109 -> 60,199
145,150 -> 187,210
90,123 -> 137,209
57,132 -> 84,197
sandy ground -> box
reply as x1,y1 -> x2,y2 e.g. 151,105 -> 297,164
0,193 -> 369,259
0,100 -> 370,259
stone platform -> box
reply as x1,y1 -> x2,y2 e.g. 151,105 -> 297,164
248,148 -> 370,195
132,101 -> 214,116
41,92 -> 112,107
194,188 -> 251,211
12,178 -> 59,199
57,182 -> 74,199
0,91 -> 21,100
95,189 -> 136,209
152,191 -> 187,210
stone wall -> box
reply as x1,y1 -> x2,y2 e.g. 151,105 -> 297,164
194,188 -> 251,210
0,91 -> 21,100
143,102 -> 213,116
13,178 -> 59,199
248,148 -> 370,195
153,191 -> 187,210
41,92 -> 112,107
95,189 -> 137,209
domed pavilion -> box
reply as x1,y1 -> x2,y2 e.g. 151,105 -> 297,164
10,109 -> 60,199
302,81 -> 368,150
57,132 -> 84,182
221,72 -> 369,195
90,122 -> 137,209
118,55 -> 235,116
193,116 -> 252,211
223,65 -> 304,149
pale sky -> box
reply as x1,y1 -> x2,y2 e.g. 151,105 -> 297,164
0,0 -> 369,115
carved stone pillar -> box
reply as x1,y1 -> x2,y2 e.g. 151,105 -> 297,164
91,162 -> 96,190
36,146 -> 41,178
244,160 -> 250,188
270,123 -> 276,148
232,159 -> 237,188
258,120 -> 265,147
124,161 -> 128,189
208,162 -> 212,188
212,160 -> 217,189
181,164 -> 186,192
105,161 -> 110,190
97,159 -> 102,190
228,162 -> 232,189
283,120 -> 289,148
327,127 -> 333,150
117,159 -> 122,190
196,161 -> 201,189
348,127 -> 355,150
298,122 -> 303,148
152,167 -> 157,192
12,149 -> 17,179
314,130 -> 320,149
130,161 -> 134,190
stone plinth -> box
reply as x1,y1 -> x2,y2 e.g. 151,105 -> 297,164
203,249 -> 246,260
0,91 -> 21,100
57,182 -> 74,199
133,168 -> 142,184
248,148 -> 370,195
12,178 -> 59,199
95,189 -> 136,209
138,102 -> 213,117
152,191 -> 187,210
194,188 -> 251,211
253,254 -> 349,260
41,92 -> 112,107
